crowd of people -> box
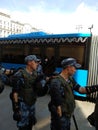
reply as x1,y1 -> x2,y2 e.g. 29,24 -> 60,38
0,55 -> 98,130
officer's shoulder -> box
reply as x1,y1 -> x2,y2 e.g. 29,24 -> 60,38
14,70 -> 23,77
69,76 -> 76,83
51,76 -> 61,85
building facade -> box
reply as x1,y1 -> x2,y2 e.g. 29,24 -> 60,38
0,12 -> 11,37
23,23 -> 39,33
10,21 -> 24,35
0,12 -> 39,37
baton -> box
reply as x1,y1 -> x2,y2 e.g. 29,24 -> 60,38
72,114 -> 79,130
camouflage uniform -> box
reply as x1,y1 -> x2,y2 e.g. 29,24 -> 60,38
17,102 -> 36,129
49,75 -> 80,130
49,57 -> 98,130
12,69 -> 38,130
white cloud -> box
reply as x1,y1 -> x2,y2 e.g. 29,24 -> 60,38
0,8 -> 11,14
1,2 -> 98,34
74,2 -> 98,35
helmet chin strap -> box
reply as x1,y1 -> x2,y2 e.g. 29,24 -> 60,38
26,66 -> 33,75
60,70 -> 69,80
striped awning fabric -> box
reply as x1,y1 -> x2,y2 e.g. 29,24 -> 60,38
0,37 -> 89,45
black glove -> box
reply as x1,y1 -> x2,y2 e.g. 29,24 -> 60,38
0,80 -> 4,94
13,102 -> 21,121
48,102 -> 58,116
87,112 -> 95,127
13,111 -> 21,121
29,115 -> 37,125
86,85 -> 98,94
13,102 -> 20,112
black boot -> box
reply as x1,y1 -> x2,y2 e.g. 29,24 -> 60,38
27,125 -> 32,130
18,127 -> 27,130
18,125 -> 32,130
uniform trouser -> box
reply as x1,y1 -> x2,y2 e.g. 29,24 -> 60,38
17,101 -> 36,130
51,113 -> 71,130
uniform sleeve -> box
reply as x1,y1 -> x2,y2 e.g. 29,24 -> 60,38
50,79 -> 63,107
71,78 -> 81,92
12,72 -> 24,93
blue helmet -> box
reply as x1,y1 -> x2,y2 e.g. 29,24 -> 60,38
61,58 -> 81,69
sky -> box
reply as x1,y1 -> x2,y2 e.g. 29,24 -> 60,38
0,0 -> 98,34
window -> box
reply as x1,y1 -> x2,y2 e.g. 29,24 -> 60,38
0,30 -> 2,35
0,20 -> 1,22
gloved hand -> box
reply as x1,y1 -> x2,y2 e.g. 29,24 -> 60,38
13,102 -> 20,112
87,112 -> 95,126
86,85 -> 98,94
0,79 -> 4,94
13,102 -> 21,121
29,115 -> 37,125
13,111 -> 21,121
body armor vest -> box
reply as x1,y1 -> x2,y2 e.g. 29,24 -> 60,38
57,76 -> 75,117
19,69 -> 37,106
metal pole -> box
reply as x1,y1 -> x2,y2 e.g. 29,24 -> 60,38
72,115 -> 79,130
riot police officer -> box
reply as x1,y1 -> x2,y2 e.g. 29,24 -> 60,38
48,58 -> 98,130
11,55 -> 47,130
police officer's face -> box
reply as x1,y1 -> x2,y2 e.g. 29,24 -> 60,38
28,60 -> 38,70
67,66 -> 76,76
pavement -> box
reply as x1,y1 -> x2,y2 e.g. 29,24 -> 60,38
0,86 -> 95,130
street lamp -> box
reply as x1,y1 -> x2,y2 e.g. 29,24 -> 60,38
76,25 -> 83,33
88,24 -> 93,34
